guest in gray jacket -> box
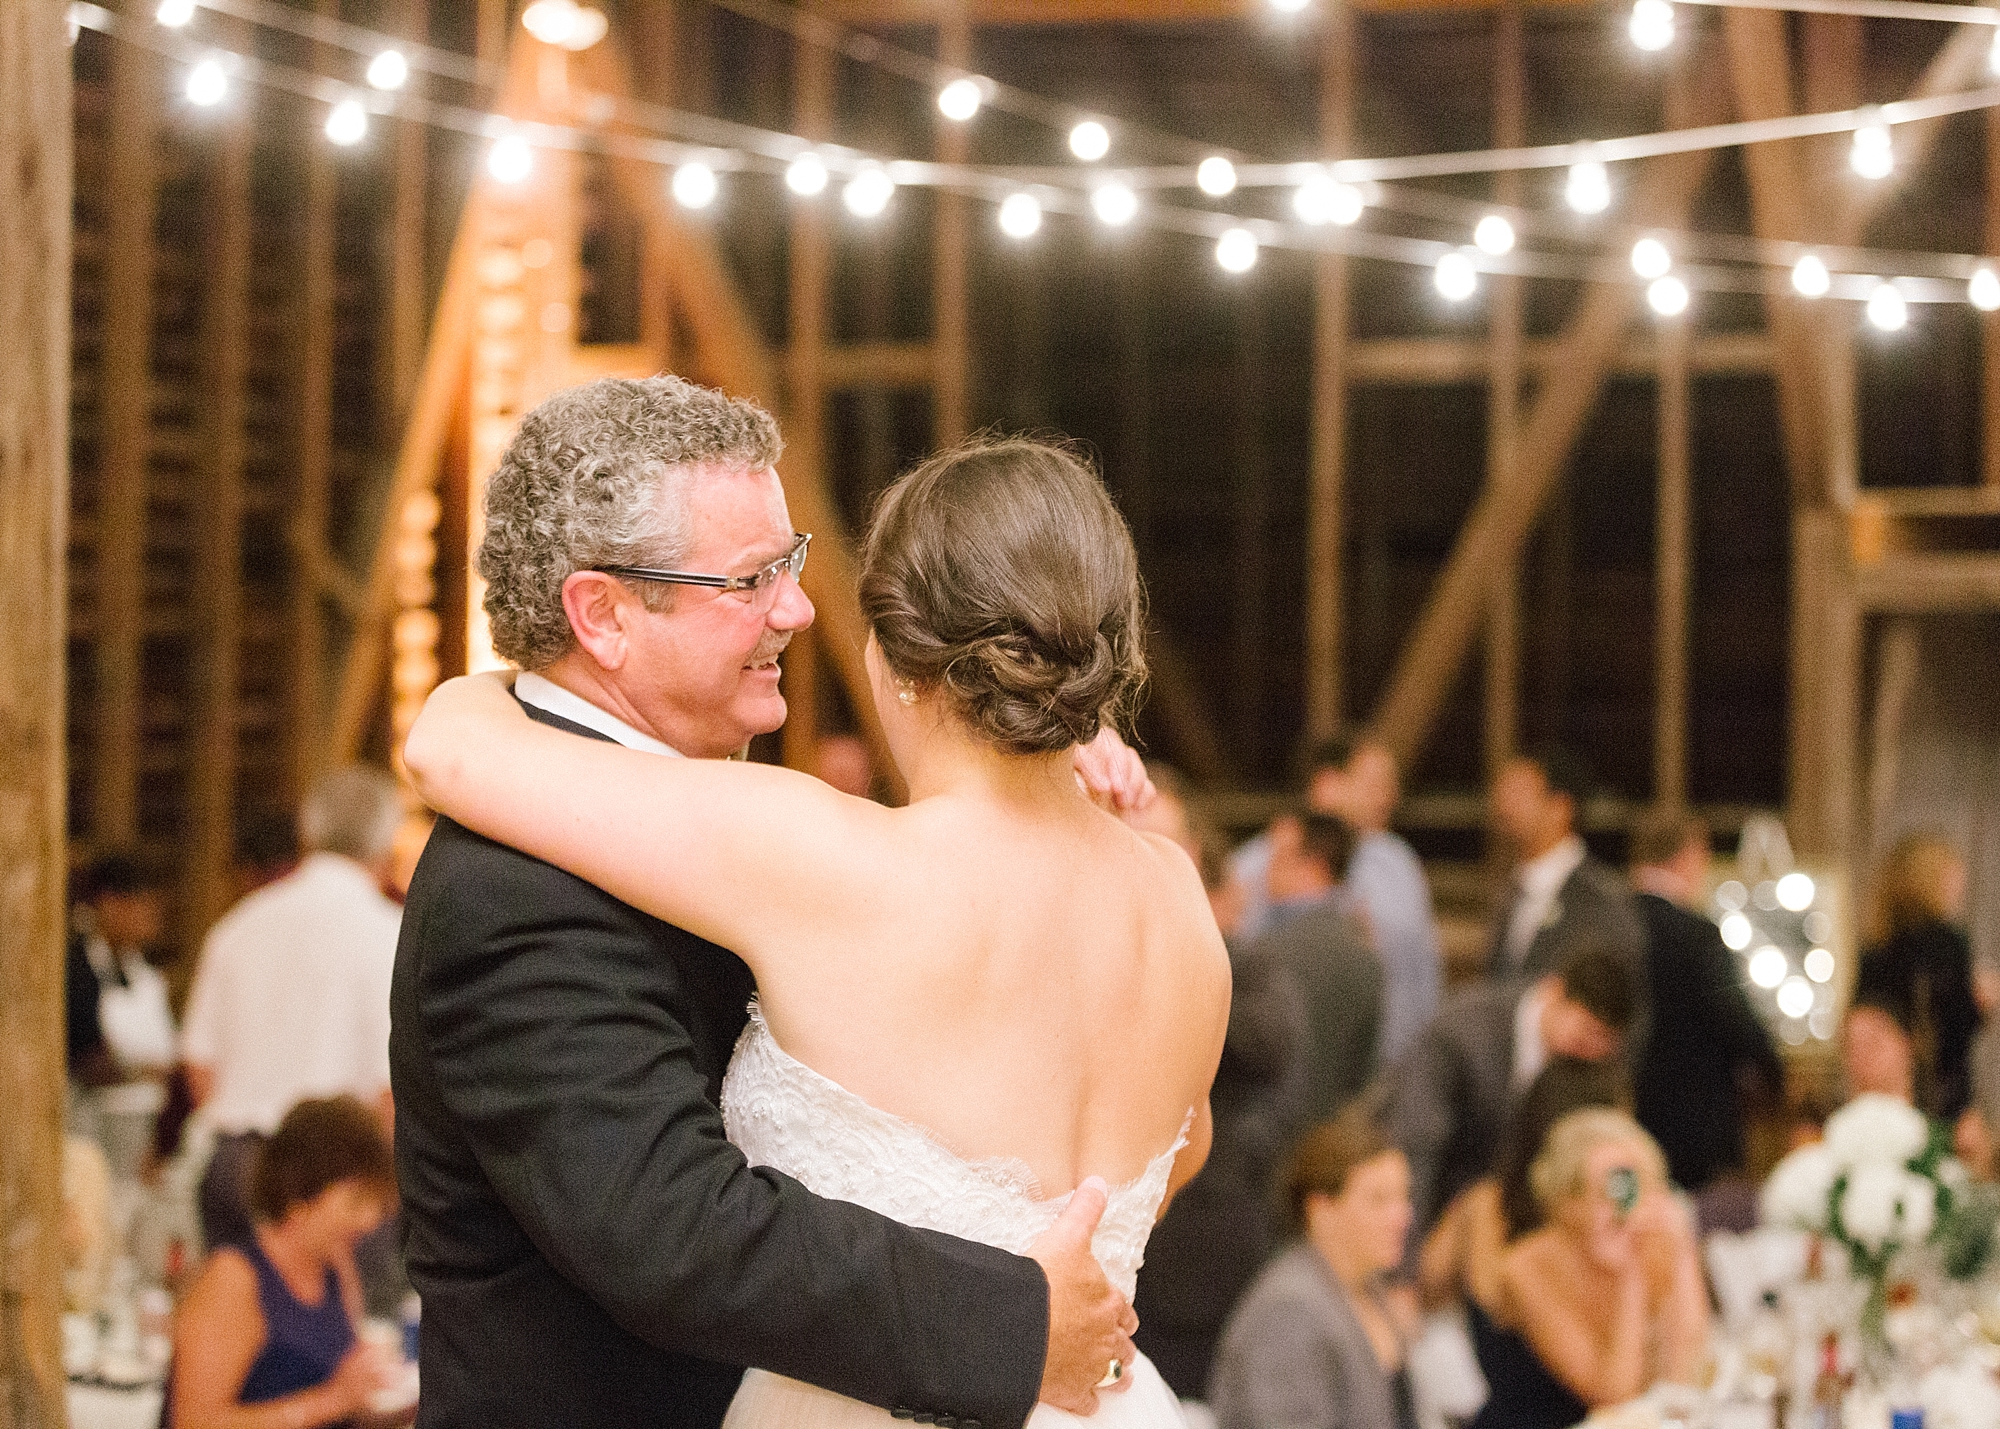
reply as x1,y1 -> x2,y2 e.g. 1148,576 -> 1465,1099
1210,1110 -> 1420,1429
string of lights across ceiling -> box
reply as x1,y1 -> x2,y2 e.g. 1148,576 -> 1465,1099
67,0 -> 2000,334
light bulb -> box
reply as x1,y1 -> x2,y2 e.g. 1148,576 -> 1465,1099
1792,253 -> 1831,298
325,99 -> 368,147
487,134 -> 533,184
1804,948 -> 1836,984
156,0 -> 196,27
1269,0 -> 1311,11
521,0 -> 579,45
1294,176 -> 1363,226
1630,237 -> 1672,279
1069,120 -> 1110,162
1647,275 -> 1689,317
1867,281 -> 1908,332
186,58 -> 228,107
785,153 -> 828,196
1629,0 -> 1676,52
367,50 -> 409,91
671,162 -> 718,210
938,78 -> 982,123
1851,123 -> 1894,179
1197,156 -> 1238,197
1776,871 -> 1816,912
1971,266 -> 2000,311
998,192 -> 1042,240
1473,214 -> 1515,255
1435,252 -> 1478,302
843,168 -> 894,218
1719,913 -> 1753,951
1776,976 -> 1816,1020
1566,160 -> 1611,215
1748,946 -> 1789,990
1216,227 -> 1258,274
1091,182 -> 1138,227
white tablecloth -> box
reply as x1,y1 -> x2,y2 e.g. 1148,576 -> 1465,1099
67,1382 -> 162,1429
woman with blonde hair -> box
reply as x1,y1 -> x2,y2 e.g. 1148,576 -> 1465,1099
1470,1109 -> 1708,1428
1857,834 -> 1979,1119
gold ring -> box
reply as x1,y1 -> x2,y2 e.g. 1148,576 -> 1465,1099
1096,1359 -> 1123,1389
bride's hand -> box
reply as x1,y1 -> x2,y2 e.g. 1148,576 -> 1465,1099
403,671 -> 522,810
1072,728 -> 1154,813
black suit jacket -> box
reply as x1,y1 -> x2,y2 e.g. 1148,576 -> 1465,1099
1255,899 -> 1383,1138
1632,892 -> 1782,1191
392,701 -> 1048,1429
1489,853 -> 1651,1054
1382,982 -> 1519,1250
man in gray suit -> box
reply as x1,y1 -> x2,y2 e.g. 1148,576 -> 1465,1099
1253,810 -> 1384,1138
1383,943 -> 1635,1251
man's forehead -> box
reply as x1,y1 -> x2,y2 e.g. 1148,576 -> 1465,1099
682,464 -> 792,542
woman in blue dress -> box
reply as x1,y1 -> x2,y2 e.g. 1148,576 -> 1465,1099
166,1096 -> 402,1429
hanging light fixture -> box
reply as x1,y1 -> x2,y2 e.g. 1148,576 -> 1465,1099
1565,160 -> 1611,215
998,192 -> 1042,239
1629,0 -> 1676,52
1435,252 -> 1478,302
1791,253 -> 1831,298
1215,227 -> 1259,274
938,78 -> 983,122
785,153 -> 828,196
1069,120 -> 1111,162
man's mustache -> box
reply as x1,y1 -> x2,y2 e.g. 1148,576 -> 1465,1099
749,634 -> 792,665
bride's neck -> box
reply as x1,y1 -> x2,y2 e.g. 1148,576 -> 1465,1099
902,723 -> 1079,813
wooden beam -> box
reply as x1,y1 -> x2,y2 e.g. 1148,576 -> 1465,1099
1484,0 -> 1524,780
187,78 -> 252,942
1789,509 -> 1861,860
933,0 -> 971,446
93,33 -> 157,849
1654,316 -> 1691,810
1305,2 -> 1353,743
0,2 -> 72,1421
1347,330 -> 1773,383
1365,64 -> 1727,769
831,0 -> 1596,20
387,0 -> 429,419
787,341 -> 938,389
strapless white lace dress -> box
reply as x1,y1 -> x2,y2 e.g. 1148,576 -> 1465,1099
720,1004 -> 1190,1429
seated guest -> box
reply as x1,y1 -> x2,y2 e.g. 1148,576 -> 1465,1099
1474,1110 -> 1709,1429
1418,1058 -> 1629,1315
1256,811 -> 1383,1136
1210,1110 -> 1420,1429
1135,782 -> 1305,1397
1384,943 -> 1635,1255
1629,808 -> 1783,1193
1842,994 -> 1918,1104
166,1097 -> 402,1429
1856,835 -> 1981,1120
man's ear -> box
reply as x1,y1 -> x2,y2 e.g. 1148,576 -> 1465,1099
560,571 -> 636,671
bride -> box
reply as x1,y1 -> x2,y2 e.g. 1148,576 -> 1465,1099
405,436 -> 1231,1428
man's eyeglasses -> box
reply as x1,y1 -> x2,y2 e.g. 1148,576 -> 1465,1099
599,532 -> 811,613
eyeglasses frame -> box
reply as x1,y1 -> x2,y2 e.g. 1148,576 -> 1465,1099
598,532 -> 811,600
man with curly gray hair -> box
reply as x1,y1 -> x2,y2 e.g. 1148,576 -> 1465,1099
393,375 -> 1130,1429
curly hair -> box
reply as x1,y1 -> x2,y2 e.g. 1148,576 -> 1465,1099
859,437 -> 1146,755
478,376 -> 783,669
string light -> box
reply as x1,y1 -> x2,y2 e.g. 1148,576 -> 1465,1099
487,133 -> 532,184
1435,251 -> 1478,302
520,0 -> 607,50
1971,266 -> 2000,311
1473,214 -> 1516,255
1630,237 -> 1672,279
937,78 -> 982,122
325,97 -> 368,146
1091,181 -> 1139,226
998,192 -> 1042,239
1851,119 -> 1894,179
1294,174 -> 1363,226
1867,281 -> 1909,332
1648,275 -> 1690,316
156,0 -> 195,27
671,161 -> 719,209
1216,227 -> 1259,273
366,50 -> 409,91
1787,253 -> 1833,297
185,57 -> 228,106
843,167 -> 895,217
1069,120 -> 1111,162
1197,157 -> 1239,197
1269,0 -> 1312,12
785,153 -> 828,196
1565,160 -> 1611,215
1629,0 -> 1676,52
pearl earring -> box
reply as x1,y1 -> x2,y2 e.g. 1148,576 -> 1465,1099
896,681 -> 918,706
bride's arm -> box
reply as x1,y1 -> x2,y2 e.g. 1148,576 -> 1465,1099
404,673 -> 873,964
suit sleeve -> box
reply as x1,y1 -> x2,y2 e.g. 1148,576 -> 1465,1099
412,854 -> 1049,1429
1384,1024 -> 1460,1259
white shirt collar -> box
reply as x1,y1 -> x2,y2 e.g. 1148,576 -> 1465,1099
1513,980 -> 1551,1090
515,671 -> 682,758
1518,834 -> 1587,900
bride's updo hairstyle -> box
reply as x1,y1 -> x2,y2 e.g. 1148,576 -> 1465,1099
860,437 -> 1146,755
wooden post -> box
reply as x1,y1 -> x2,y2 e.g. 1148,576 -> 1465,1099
93,32 -> 157,851
1483,0 -> 1524,780
1654,315 -> 1691,810
478,0 -> 509,69
387,0 -> 430,418
933,0 -> 971,446
187,72 -> 253,942
1304,4 -> 1352,743
0,0 -> 72,1422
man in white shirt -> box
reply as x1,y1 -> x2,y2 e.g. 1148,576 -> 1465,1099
181,765 -> 404,1251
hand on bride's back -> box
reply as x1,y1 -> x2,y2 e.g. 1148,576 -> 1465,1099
1028,1176 -> 1139,1415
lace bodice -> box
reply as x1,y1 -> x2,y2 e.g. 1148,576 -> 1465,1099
721,1004 -> 1189,1299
